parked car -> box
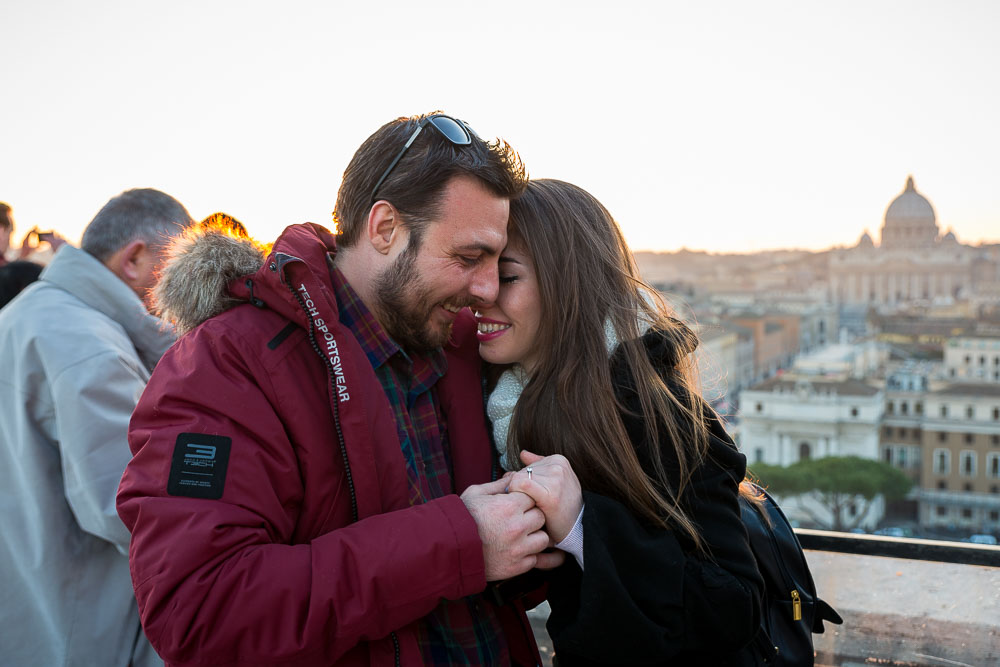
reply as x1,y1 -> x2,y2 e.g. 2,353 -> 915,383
968,534 -> 998,545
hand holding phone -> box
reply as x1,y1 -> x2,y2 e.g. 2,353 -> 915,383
23,227 -> 65,253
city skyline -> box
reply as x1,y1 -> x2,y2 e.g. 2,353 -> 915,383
3,1 -> 998,253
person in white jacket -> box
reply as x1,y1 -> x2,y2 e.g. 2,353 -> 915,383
0,188 -> 193,667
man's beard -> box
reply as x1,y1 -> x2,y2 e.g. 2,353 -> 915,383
373,242 -> 461,355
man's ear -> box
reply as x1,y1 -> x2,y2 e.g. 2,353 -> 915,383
115,239 -> 150,283
104,239 -> 152,294
366,201 -> 406,255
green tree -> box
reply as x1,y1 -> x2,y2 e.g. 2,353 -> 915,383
749,456 -> 913,532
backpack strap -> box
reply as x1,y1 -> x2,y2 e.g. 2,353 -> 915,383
813,599 -> 844,633
740,483 -> 844,635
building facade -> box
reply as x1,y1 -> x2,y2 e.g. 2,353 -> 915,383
916,383 -> 1000,534
741,376 -> 884,466
695,321 -> 754,412
726,312 -> 801,382
880,361 -> 932,485
740,376 -> 885,529
829,176 -> 997,306
944,333 -> 1000,383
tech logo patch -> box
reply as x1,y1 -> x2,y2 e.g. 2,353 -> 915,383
167,433 -> 232,499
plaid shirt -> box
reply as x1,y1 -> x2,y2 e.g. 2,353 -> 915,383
333,268 -> 509,666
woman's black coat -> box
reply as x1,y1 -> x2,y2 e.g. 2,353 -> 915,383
544,329 -> 765,666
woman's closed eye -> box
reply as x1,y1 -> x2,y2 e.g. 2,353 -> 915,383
499,273 -> 519,284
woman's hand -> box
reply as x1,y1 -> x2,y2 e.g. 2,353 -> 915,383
507,451 -> 583,543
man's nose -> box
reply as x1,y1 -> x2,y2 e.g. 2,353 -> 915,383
468,261 -> 499,307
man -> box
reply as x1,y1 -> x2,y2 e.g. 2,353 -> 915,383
118,114 -> 560,666
0,188 -> 193,666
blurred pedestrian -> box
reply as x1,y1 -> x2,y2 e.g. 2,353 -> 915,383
0,201 -> 68,266
20,226 -> 69,263
0,188 -> 193,667
0,202 -> 13,266
0,259 -> 43,309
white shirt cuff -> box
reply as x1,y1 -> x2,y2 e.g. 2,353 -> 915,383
554,504 -> 585,570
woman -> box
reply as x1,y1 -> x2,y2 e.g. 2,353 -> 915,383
475,179 -> 764,665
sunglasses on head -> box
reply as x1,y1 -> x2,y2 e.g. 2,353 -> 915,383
370,114 -> 475,204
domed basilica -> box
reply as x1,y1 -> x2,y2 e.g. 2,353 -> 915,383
829,176 -> 992,305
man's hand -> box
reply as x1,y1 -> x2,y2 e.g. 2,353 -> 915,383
506,451 -> 583,544
460,478 -> 551,581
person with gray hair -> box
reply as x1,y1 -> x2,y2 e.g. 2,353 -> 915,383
0,187 -> 193,667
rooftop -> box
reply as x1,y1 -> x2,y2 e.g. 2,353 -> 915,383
934,383 -> 1000,398
953,330 -> 1000,340
796,343 -> 863,365
749,376 -> 881,396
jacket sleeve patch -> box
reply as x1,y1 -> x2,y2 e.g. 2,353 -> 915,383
167,433 -> 232,500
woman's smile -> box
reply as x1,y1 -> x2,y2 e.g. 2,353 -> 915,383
475,315 -> 511,341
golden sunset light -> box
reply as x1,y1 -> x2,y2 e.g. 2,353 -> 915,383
2,0 -> 998,253
3,4 -> 1000,666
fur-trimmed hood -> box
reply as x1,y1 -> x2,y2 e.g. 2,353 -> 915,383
154,226 -> 270,335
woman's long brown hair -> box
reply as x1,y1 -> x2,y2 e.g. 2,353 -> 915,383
501,179 -> 711,551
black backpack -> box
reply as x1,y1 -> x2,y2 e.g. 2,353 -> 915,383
738,483 -> 843,666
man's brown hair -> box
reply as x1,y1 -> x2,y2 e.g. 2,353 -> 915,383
333,112 -> 526,248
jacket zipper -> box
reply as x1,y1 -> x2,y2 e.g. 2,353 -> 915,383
291,283 -> 399,664
289,284 -> 358,523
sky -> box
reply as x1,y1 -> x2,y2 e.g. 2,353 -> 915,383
2,0 -> 998,253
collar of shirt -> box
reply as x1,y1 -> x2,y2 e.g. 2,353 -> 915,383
330,266 -> 447,392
